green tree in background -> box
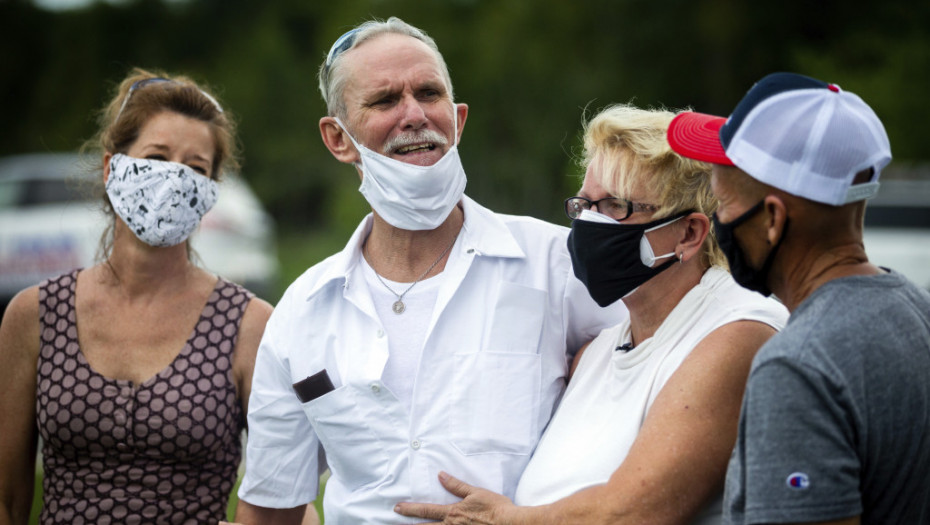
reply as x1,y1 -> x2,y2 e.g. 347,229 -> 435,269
4,2 -> 928,520
2,0 -> 928,234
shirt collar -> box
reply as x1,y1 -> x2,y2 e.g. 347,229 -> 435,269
458,195 -> 526,259
304,195 -> 525,301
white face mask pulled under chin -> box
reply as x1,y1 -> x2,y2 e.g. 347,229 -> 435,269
334,110 -> 467,231
106,153 -> 218,247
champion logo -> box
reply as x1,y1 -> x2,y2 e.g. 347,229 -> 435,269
786,472 -> 810,490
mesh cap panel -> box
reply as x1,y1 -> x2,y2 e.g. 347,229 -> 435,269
726,87 -> 891,206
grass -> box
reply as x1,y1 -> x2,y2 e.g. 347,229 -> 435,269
28,475 -> 41,524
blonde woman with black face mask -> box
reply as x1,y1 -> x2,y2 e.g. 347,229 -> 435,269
395,104 -> 789,525
0,68 -> 277,525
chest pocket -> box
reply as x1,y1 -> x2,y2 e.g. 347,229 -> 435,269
301,384 -> 392,491
450,282 -> 546,455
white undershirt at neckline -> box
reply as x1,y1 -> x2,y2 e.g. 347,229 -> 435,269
359,255 -> 443,412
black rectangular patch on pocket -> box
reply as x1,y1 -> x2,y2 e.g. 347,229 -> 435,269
293,369 -> 336,403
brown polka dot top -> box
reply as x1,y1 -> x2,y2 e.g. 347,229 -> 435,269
36,270 -> 253,525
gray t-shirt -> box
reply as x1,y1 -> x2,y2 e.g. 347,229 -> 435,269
724,271 -> 930,524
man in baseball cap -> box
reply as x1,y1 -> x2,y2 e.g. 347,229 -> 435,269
668,72 -> 930,525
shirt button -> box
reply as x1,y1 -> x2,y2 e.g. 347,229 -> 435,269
467,248 -> 475,254
377,329 -> 385,338
370,383 -> 381,394
411,439 -> 421,450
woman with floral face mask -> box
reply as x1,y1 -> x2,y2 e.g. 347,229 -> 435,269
396,105 -> 789,525
0,68 -> 282,525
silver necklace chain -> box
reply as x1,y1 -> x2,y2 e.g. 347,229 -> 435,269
366,233 -> 458,314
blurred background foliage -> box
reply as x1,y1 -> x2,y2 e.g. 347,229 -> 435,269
2,0 -> 929,295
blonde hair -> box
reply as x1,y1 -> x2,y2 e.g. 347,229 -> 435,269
581,103 -> 727,269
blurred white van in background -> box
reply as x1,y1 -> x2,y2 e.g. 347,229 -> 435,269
862,171 -> 930,291
0,152 -> 280,315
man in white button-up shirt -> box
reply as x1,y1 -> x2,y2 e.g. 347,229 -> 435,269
233,16 -> 622,525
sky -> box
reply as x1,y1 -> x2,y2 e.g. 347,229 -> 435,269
32,0 -> 185,11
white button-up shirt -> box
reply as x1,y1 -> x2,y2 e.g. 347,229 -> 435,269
238,196 -> 624,524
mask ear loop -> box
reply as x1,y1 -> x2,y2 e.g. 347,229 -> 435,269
334,102 -> 458,165
332,117 -> 354,144
640,214 -> 685,266
451,101 -> 459,148
331,117 -> 366,170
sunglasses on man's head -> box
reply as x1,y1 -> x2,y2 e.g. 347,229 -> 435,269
321,28 -> 361,87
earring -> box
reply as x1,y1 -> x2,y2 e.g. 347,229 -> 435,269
678,252 -> 684,264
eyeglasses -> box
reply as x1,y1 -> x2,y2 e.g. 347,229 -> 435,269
564,196 -> 661,221
321,28 -> 361,89
115,77 -> 224,123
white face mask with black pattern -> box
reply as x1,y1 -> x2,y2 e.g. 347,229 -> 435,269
106,153 -> 219,247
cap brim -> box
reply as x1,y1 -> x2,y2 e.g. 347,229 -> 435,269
668,112 -> 733,166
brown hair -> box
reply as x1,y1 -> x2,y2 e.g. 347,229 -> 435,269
81,67 -> 239,261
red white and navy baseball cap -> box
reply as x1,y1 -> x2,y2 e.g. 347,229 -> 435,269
668,72 -> 892,206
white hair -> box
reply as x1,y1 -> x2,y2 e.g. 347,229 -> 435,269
317,17 -> 455,120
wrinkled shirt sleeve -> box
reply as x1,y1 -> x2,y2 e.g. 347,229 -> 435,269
237,290 -> 321,508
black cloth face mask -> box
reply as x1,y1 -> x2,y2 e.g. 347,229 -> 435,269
568,211 -> 690,307
712,200 -> 787,297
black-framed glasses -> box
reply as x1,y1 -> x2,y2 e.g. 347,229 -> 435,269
564,196 -> 661,221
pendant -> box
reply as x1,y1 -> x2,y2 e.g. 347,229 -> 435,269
392,300 -> 406,314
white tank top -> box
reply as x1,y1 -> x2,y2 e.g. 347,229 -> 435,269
513,268 -> 788,523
